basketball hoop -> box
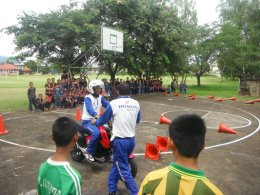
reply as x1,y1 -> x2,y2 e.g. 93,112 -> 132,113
111,46 -> 123,53
101,26 -> 124,53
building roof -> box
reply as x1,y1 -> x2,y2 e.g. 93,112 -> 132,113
0,64 -> 19,71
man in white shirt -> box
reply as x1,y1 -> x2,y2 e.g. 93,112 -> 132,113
91,83 -> 141,195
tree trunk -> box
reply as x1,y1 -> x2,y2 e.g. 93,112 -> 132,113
196,75 -> 201,86
175,76 -> 179,86
220,70 -> 224,82
107,63 -> 116,82
181,74 -> 185,83
184,74 -> 187,83
138,72 -> 142,79
110,72 -> 115,82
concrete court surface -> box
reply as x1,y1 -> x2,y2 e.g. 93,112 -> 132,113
0,93 -> 260,195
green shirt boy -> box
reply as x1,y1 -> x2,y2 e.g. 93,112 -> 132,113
38,158 -> 82,195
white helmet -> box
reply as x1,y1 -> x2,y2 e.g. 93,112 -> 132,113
88,79 -> 104,94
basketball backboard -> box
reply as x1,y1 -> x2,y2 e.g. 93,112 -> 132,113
101,26 -> 123,53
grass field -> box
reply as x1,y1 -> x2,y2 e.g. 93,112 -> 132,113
0,74 -> 257,112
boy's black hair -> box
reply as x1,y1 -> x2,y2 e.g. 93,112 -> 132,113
169,114 -> 206,158
118,83 -> 131,95
52,117 -> 78,147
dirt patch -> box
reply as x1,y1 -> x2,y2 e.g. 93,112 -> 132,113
0,94 -> 260,194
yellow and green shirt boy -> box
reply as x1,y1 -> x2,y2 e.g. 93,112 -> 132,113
139,162 -> 223,195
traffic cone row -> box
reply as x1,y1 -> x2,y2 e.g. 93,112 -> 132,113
208,95 -> 238,102
208,95 -> 260,105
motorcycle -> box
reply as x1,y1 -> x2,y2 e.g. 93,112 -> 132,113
71,122 -> 138,178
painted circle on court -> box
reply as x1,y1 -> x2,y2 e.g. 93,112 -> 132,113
0,101 -> 259,157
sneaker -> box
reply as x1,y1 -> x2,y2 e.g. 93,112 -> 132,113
108,191 -> 119,195
104,155 -> 113,163
84,152 -> 95,162
109,154 -> 113,163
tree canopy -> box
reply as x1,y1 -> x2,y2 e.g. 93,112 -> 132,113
4,0 -> 260,84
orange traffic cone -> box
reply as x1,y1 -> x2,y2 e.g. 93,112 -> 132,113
189,96 -> 196,100
187,93 -> 195,97
208,95 -> 215,99
218,124 -> 237,134
75,107 -> 82,121
156,136 -> 169,152
0,115 -> 8,135
159,115 -> 172,125
254,99 -> 260,103
145,143 -> 160,160
228,97 -> 236,100
245,100 -> 254,104
161,92 -> 167,95
215,98 -> 223,102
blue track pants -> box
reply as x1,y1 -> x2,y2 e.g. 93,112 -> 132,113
108,137 -> 138,195
82,120 -> 100,155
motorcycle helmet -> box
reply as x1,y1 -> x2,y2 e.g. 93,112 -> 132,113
88,79 -> 105,94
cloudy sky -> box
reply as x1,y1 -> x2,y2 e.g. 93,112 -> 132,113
0,0 -> 220,56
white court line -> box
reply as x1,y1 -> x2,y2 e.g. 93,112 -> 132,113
141,100 -> 189,110
135,101 -> 260,156
1,112 -> 12,114
4,114 -> 34,121
3,110 -> 75,121
141,121 -> 158,124
0,101 -> 259,157
202,111 -> 212,118
161,109 -> 252,129
51,111 -> 75,116
0,138 -> 55,152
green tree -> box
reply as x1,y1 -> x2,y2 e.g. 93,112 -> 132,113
190,25 -> 217,86
5,2 -> 98,72
4,0 -> 203,81
218,0 -> 260,77
165,0 -> 197,83
25,60 -> 37,72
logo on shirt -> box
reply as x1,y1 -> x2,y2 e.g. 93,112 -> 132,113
118,104 -> 138,110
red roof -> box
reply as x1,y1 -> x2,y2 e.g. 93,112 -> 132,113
0,64 -> 19,71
